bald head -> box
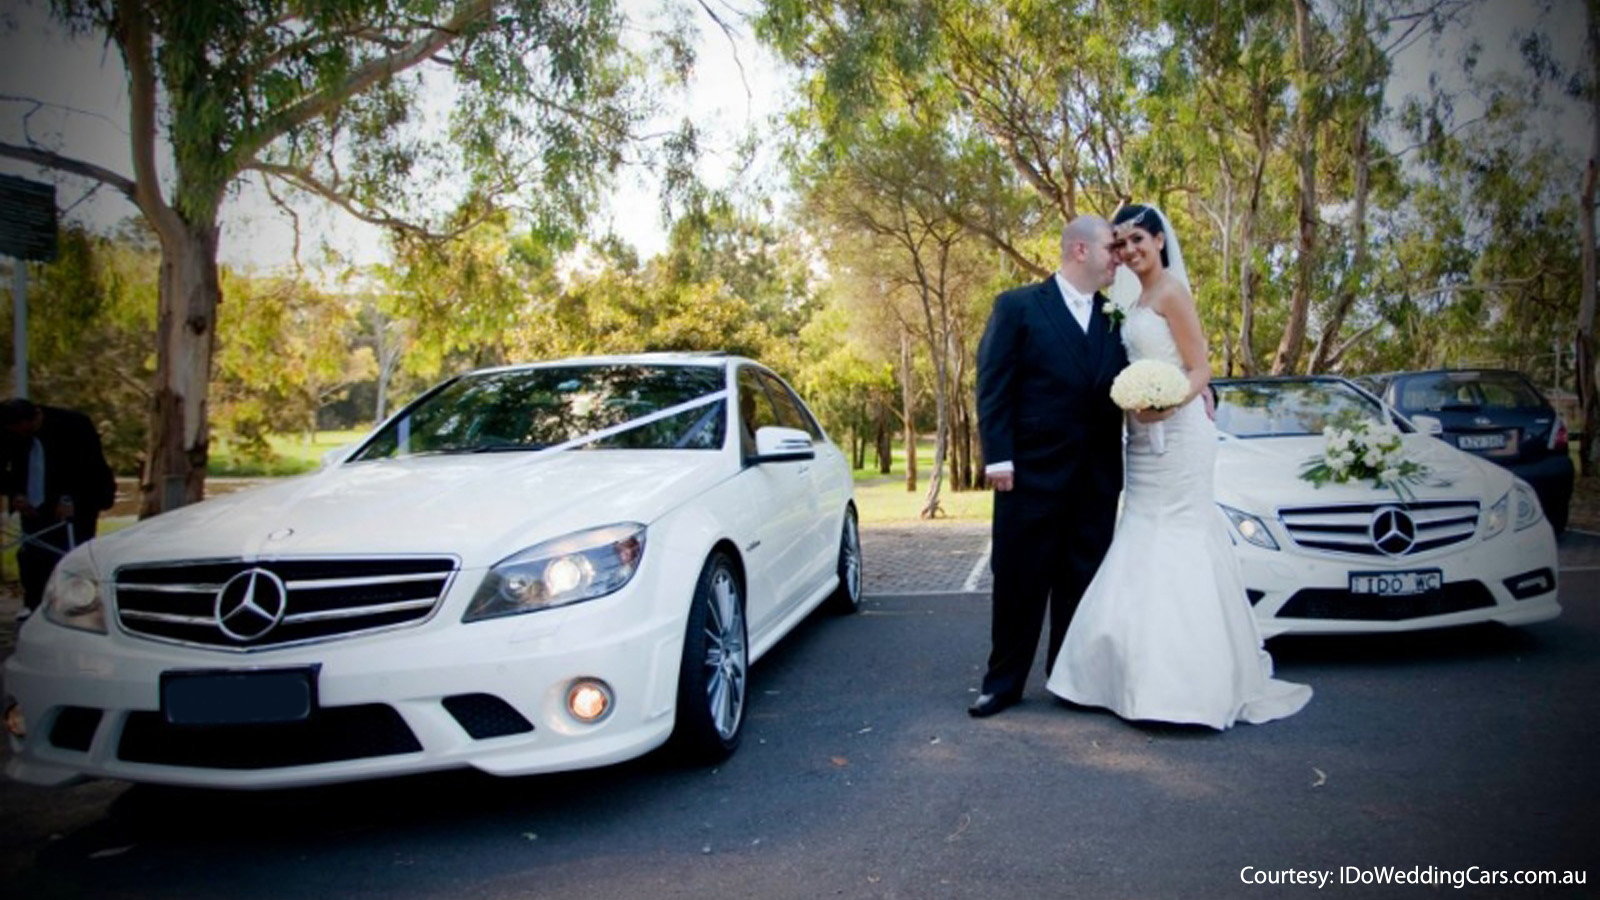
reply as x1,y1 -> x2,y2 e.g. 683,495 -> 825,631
1059,215 -> 1117,294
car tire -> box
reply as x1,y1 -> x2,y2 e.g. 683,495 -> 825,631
669,550 -> 747,764
824,506 -> 863,615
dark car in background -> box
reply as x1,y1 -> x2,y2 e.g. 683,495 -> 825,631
1358,369 -> 1574,533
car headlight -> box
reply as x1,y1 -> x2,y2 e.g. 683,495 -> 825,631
1513,482 -> 1543,531
1219,505 -> 1279,550
1481,491 -> 1509,540
42,552 -> 107,634
464,523 -> 646,622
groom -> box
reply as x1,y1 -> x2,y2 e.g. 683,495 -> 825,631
969,215 -> 1129,717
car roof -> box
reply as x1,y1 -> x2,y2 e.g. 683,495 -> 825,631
468,352 -> 747,377
1212,375 -> 1358,385
1362,368 -> 1531,381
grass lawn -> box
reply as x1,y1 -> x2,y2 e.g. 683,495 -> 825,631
851,440 -> 992,525
208,429 -> 372,477
205,431 -> 994,525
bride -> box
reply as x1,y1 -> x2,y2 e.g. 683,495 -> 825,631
1045,204 -> 1312,729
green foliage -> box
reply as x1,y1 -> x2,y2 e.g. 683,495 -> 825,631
212,271 -> 376,461
209,429 -> 371,477
2,222 -> 158,473
758,0 -> 1583,393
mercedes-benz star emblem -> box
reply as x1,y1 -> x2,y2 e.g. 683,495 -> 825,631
215,568 -> 289,641
1369,507 -> 1417,557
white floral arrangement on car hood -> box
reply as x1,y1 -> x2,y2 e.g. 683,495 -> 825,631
1300,418 -> 1431,501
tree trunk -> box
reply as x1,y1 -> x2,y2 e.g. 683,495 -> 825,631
140,222 -> 222,517
1237,117 -> 1270,376
875,399 -> 892,474
900,331 -> 917,492
1273,0 -> 1320,376
1310,3 -> 1375,375
1310,112 -> 1371,373
921,326 -> 950,519
1579,0 -> 1600,476
950,396 -> 971,491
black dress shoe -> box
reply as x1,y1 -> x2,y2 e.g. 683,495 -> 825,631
968,692 -> 1021,718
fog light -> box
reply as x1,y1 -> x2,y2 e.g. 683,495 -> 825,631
566,679 -> 613,723
1503,568 -> 1556,601
5,700 -> 25,739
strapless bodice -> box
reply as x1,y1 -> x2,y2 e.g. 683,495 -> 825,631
1120,304 -> 1184,368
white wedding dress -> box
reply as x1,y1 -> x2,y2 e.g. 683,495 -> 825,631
1046,304 -> 1312,729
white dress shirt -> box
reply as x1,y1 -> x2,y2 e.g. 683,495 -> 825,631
1054,271 -> 1094,333
26,437 -> 45,507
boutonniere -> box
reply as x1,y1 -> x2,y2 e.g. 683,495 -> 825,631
1102,299 -> 1126,328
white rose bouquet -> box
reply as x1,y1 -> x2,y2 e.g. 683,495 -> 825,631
1300,418 -> 1430,501
1110,359 -> 1189,454
1110,359 -> 1189,411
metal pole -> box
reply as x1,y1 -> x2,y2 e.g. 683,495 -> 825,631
11,257 -> 25,399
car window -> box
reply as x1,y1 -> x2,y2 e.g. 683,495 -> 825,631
1214,380 -> 1398,438
758,371 -> 825,441
1397,372 -> 1543,411
1472,375 -> 1542,408
737,367 -> 781,456
354,364 -> 726,460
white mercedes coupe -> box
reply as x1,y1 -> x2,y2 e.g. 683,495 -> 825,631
4,354 -> 861,788
1213,377 -> 1560,637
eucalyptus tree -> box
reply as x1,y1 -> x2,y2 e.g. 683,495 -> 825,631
799,119 -> 1001,515
1,0 -> 643,515
1577,0 -> 1598,473
758,0 -> 1154,258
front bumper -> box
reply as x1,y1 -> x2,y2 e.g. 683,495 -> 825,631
1239,520 -> 1561,637
3,575 -> 687,789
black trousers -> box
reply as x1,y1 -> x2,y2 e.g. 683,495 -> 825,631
980,484 -> 1118,699
17,514 -> 98,611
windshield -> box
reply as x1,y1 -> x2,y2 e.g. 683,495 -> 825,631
1394,371 -> 1544,412
1214,380 -> 1400,438
353,364 -> 727,460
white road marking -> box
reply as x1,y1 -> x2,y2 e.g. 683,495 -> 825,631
962,539 -> 992,592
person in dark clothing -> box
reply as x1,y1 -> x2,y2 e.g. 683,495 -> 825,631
967,215 -> 1129,718
1,399 -> 117,616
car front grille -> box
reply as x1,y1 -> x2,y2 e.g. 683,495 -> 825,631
1278,500 -> 1480,557
115,557 -> 457,650
1277,580 -> 1495,621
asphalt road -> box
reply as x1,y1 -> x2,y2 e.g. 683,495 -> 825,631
1,532 -> 1596,899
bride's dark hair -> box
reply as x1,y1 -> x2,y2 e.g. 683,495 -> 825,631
1112,204 -> 1169,268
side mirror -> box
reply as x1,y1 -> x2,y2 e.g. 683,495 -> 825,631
750,426 -> 815,464
1409,414 -> 1445,437
320,443 -> 358,469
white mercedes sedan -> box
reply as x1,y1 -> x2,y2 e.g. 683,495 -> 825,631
4,354 -> 861,788
1213,377 -> 1560,637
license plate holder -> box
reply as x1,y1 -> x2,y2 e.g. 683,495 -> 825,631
162,665 -> 319,726
1349,569 -> 1443,597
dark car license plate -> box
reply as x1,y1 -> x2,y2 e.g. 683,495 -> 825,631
1349,570 -> 1443,597
1457,432 -> 1507,450
162,666 -> 319,725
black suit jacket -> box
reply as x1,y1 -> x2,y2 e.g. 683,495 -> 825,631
976,277 -> 1129,495
2,405 -> 117,517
